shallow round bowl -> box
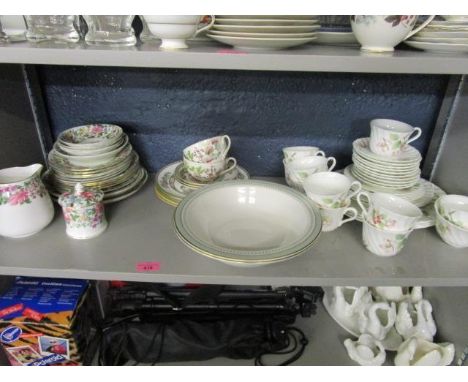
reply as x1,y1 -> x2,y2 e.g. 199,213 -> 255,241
57,124 -> 123,149
174,180 -> 322,264
434,198 -> 468,248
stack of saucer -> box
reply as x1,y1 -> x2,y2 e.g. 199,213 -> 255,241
44,124 -> 147,203
155,135 -> 249,207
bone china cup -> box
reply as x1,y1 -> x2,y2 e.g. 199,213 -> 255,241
435,198 -> 468,248
350,15 -> 435,52
303,172 -> 362,208
284,156 -> 336,191
362,219 -> 413,257
369,119 -> 422,157
184,157 -> 237,182
357,191 -> 422,232
282,146 -> 325,163
320,201 -> 358,232
437,194 -> 468,230
183,135 -> 231,163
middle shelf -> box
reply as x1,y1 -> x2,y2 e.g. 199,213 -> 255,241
1,176 -> 467,286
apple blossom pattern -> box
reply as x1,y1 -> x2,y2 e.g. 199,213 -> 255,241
0,178 -> 48,206
376,134 -> 407,156
371,209 -> 398,230
379,234 -> 409,254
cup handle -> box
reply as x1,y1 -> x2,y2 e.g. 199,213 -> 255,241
356,191 -> 371,217
218,157 -> 237,176
221,135 -> 231,157
407,127 -> 422,144
404,15 -> 435,40
327,157 -> 336,171
195,15 -> 215,36
316,150 -> 325,157
347,181 -> 362,199
340,207 -> 358,226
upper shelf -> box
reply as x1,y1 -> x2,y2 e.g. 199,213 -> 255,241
1,177 -> 468,286
1,40 -> 468,74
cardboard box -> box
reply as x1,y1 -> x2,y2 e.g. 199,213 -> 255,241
0,277 -> 90,366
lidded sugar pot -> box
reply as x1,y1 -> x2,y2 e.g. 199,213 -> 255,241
0,164 -> 54,238
58,183 -> 107,239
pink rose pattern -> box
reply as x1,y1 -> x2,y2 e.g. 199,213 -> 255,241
0,178 -> 48,206
62,124 -> 120,144
61,189 -> 105,229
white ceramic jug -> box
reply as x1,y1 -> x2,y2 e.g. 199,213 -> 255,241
395,300 -> 437,341
0,164 -> 54,238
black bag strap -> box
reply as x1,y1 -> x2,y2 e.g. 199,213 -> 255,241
254,326 -> 308,366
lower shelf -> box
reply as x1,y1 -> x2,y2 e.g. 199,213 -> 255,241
0,177 -> 468,286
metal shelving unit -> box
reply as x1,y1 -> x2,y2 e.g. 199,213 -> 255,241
1,41 -> 468,73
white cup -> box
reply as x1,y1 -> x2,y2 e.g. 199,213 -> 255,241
184,156 -> 236,182
319,200 -> 358,232
282,146 -> 325,163
284,156 -> 336,191
142,15 -> 215,49
362,219 -> 413,257
357,191 -> 422,231
369,119 -> 422,157
303,172 -> 362,208
351,15 -> 435,52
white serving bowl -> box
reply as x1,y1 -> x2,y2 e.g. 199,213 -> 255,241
434,197 -> 468,248
174,180 -> 322,264
437,194 -> 468,230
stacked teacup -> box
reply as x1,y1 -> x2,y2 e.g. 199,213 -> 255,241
183,135 -> 237,183
303,172 -> 361,232
434,195 -> 468,248
357,191 -> 422,256
282,146 -> 334,192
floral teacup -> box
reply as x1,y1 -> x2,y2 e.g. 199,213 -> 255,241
284,156 -> 336,191
437,194 -> 468,230
303,172 -> 362,209
183,135 -> 231,163
282,146 -> 325,163
369,119 -> 422,157
362,219 -> 413,257
319,200 -> 358,232
357,191 -> 422,232
184,156 -> 237,182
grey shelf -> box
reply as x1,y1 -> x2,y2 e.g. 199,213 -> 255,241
1,41 -> 468,73
1,177 -> 468,286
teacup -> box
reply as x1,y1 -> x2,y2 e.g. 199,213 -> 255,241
319,200 -> 358,232
350,15 -> 435,52
357,191 -> 422,232
437,194 -> 468,230
183,135 -> 231,163
142,15 -> 215,49
369,119 -> 422,157
303,172 -> 362,208
434,197 -> 468,248
362,219 -> 413,257
184,156 -> 236,182
284,156 -> 336,191
282,146 -> 325,163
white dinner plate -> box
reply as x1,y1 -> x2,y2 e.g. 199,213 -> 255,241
208,30 -> 317,39
207,34 -> 317,50
405,40 -> 468,53
411,36 -> 468,44
215,19 -> 320,26
416,30 -> 468,38
212,24 -> 320,33
316,31 -> 358,45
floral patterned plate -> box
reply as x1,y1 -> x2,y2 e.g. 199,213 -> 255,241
353,138 -> 422,164
175,162 -> 249,189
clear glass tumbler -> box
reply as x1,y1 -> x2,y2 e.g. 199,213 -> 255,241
24,15 -> 80,43
84,16 -> 136,46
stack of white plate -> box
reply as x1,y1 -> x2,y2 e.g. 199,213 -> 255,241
208,15 -> 319,50
44,124 -> 147,203
405,16 -> 468,53
351,138 -> 422,191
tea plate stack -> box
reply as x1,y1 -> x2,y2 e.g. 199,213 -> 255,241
155,161 -> 249,207
44,124 -> 147,203
208,15 -> 319,50
405,16 -> 468,53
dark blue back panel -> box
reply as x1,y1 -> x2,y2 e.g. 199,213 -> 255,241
38,66 -> 448,176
